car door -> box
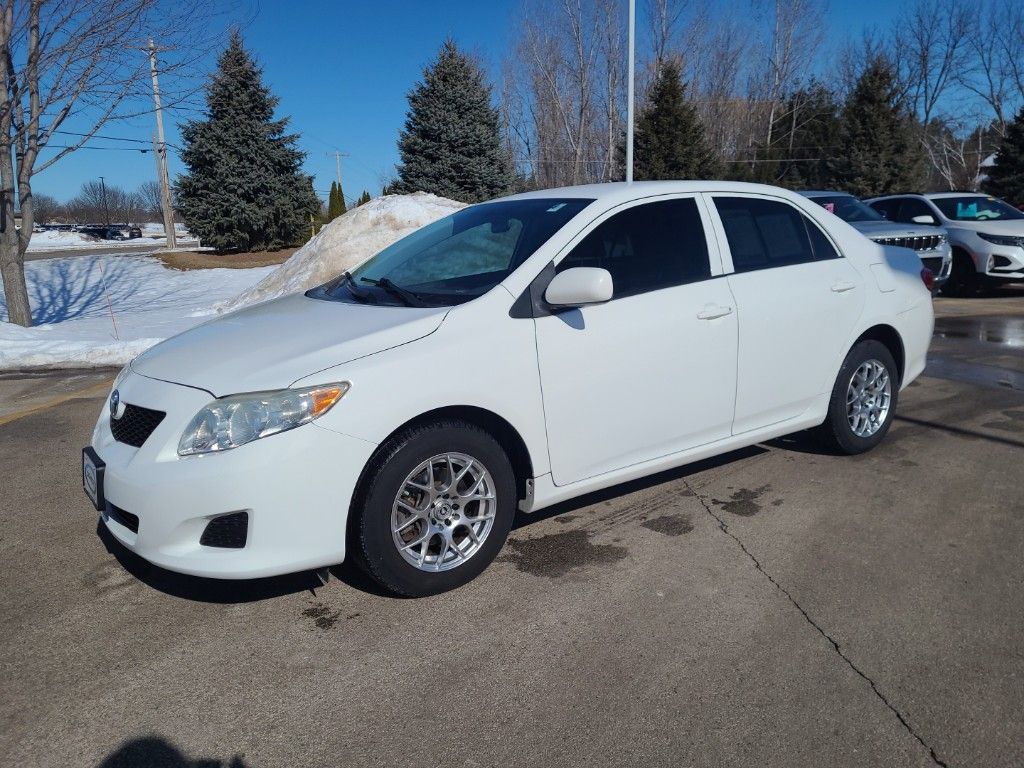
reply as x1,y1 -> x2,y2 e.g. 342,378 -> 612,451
533,195 -> 738,486
707,194 -> 865,435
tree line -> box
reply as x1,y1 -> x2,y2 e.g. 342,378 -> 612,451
391,0 -> 1024,203
33,181 -> 174,226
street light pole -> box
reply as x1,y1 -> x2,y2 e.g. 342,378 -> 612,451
625,0 -> 635,184
99,176 -> 110,227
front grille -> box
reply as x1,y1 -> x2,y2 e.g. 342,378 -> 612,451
110,403 -> 165,447
921,256 -> 944,274
872,234 -> 943,252
106,503 -> 140,533
200,512 -> 249,549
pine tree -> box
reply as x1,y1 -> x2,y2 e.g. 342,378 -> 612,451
175,31 -> 320,252
772,82 -> 841,189
357,190 -> 372,206
633,60 -> 718,181
983,106 -> 1024,204
327,181 -> 347,220
829,57 -> 924,198
394,39 -> 514,202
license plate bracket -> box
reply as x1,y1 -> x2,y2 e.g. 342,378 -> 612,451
82,447 -> 105,511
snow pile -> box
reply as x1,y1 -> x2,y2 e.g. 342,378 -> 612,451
222,192 -> 465,311
0,255 -> 273,369
27,230 -> 100,250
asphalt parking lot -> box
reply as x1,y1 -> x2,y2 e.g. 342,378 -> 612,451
1,290 -> 1022,768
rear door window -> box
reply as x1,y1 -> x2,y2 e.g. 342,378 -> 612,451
714,197 -> 831,273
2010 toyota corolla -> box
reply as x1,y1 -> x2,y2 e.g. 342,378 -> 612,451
83,181 -> 935,596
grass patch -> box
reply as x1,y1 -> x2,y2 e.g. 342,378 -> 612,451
157,248 -> 296,271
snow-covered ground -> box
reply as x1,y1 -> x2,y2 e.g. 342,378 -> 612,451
1,194 -> 461,369
0,255 -> 272,369
27,224 -> 195,251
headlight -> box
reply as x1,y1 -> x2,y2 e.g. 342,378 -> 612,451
978,232 -> 1024,247
178,382 -> 349,456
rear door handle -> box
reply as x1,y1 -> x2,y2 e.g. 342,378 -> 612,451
831,280 -> 856,293
697,304 -> 734,320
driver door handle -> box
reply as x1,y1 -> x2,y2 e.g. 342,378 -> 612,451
697,304 -> 734,320
831,280 -> 856,293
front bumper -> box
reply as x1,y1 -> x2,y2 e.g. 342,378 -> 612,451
964,238 -> 1024,280
90,371 -> 377,579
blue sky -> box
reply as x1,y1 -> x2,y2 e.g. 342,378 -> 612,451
32,0 -> 900,206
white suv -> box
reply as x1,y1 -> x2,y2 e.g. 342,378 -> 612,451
867,192 -> 1024,294
84,182 -> 934,596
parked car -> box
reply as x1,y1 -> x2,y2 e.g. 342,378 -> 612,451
800,191 -> 951,288
78,225 -> 127,241
866,192 -> 1024,295
83,182 -> 934,596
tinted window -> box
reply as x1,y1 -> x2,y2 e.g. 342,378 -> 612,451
557,198 -> 711,298
869,198 -> 901,220
714,197 -> 829,272
895,198 -> 936,224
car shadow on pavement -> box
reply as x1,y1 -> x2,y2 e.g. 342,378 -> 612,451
98,735 -> 247,768
96,520 -> 323,604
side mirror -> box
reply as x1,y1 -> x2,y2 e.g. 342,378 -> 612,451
911,214 -> 937,225
544,267 -> 613,308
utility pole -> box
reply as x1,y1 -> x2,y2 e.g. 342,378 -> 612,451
99,176 -> 110,226
146,39 -> 177,249
625,0 -> 635,184
326,150 -> 349,186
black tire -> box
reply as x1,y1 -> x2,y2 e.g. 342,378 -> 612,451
941,250 -> 980,297
816,340 -> 899,455
349,419 -> 517,597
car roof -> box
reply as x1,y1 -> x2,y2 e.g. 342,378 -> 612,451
498,180 -> 809,206
798,190 -> 854,198
925,191 -> 989,199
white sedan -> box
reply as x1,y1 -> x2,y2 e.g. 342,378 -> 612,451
83,181 -> 934,596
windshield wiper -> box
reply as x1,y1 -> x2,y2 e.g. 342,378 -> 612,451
340,271 -> 373,303
359,276 -> 426,307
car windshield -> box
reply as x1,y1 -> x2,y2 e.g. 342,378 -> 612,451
808,194 -> 883,222
311,198 -> 593,307
932,196 -> 1024,222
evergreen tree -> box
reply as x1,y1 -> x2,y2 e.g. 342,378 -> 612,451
356,190 -> 372,206
175,31 -> 319,252
773,83 -> 841,190
830,57 -> 924,197
327,181 -> 347,219
633,60 -> 718,180
394,39 -> 514,202
983,106 -> 1024,204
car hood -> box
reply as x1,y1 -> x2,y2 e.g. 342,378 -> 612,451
946,218 -> 1024,235
132,293 -> 448,396
850,220 -> 940,239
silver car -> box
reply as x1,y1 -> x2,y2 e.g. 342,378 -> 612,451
866,192 -> 1024,295
802,191 -> 952,287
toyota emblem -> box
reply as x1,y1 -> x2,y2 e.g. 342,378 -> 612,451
109,389 -> 123,420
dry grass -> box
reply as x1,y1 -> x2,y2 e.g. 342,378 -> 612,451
156,248 -> 296,271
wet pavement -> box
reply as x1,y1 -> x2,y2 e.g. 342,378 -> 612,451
929,287 -> 1024,392
1,290 -> 1022,767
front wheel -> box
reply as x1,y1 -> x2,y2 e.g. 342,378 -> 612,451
941,250 -> 980,297
816,340 -> 899,455
350,420 -> 517,597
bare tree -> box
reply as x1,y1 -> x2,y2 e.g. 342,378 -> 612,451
137,179 -> 163,221
897,0 -> 972,125
0,0 -> 226,327
30,190 -> 56,223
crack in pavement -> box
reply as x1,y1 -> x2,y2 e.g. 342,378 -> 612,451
684,478 -> 950,768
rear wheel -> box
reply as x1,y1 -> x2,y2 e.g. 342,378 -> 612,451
350,420 -> 516,597
941,250 -> 980,296
816,340 -> 899,455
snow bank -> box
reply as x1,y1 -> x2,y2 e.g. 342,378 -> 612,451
27,230 -> 100,250
0,255 -> 272,369
222,192 -> 465,311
